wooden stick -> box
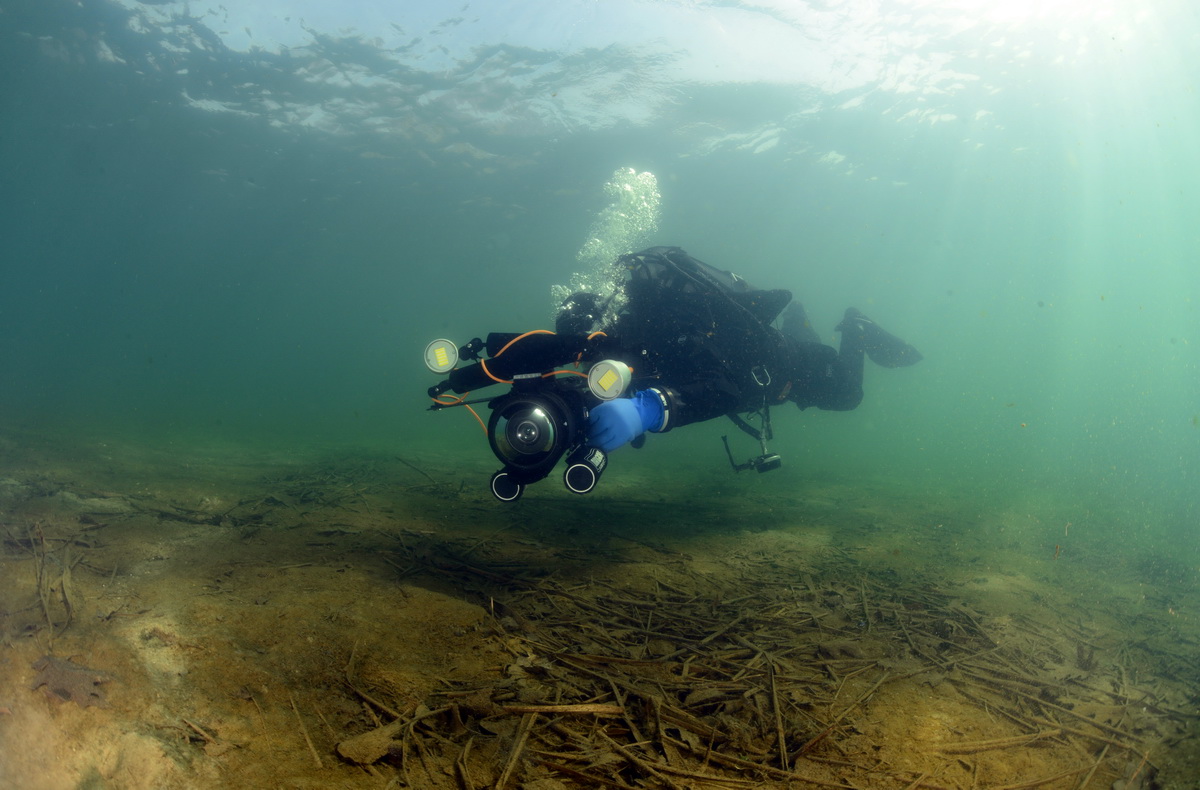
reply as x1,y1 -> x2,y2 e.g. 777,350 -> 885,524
935,729 -> 1061,754
59,545 -> 76,630
597,731 -> 685,790
31,524 -> 55,635
456,737 -> 477,790
1028,716 -> 1140,753
411,729 -> 437,784
657,701 -> 727,742
399,728 -> 413,787
1126,752 -> 1149,785
494,712 -> 536,790
951,680 -> 1042,733
314,706 -> 337,741
631,744 -> 770,787
530,757 -> 642,790
397,455 -> 437,484
859,578 -> 871,632
1075,743 -> 1108,790
289,693 -> 323,768
991,766 -> 1088,790
500,703 -> 623,716
798,672 -> 889,756
608,680 -> 649,748
769,662 -> 789,771
663,734 -> 858,789
965,675 -> 1138,742
182,717 -> 216,744
344,680 -> 402,720
661,614 -> 747,660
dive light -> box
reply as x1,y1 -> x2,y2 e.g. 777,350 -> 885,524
423,338 -> 459,374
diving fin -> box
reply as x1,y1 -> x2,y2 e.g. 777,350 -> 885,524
836,308 -> 923,368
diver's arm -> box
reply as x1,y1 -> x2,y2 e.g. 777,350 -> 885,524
587,390 -> 667,451
586,379 -> 736,453
587,384 -> 702,451
663,380 -> 740,427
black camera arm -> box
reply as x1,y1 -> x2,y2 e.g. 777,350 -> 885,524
428,331 -> 613,402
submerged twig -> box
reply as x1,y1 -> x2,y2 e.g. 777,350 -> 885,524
397,455 -> 437,484
290,693 -> 323,769
935,729 -> 1062,754
494,711 -> 536,790
798,671 -> 889,756
500,703 -> 623,716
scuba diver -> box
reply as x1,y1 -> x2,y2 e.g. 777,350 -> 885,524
425,246 -> 921,501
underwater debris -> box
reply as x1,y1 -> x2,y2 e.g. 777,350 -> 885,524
29,655 -> 112,708
323,533 -> 1173,789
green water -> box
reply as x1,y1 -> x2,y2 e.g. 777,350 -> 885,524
1,1 -> 1196,563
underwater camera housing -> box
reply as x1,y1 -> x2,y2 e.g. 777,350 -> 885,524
425,335 -> 619,502
487,378 -> 606,502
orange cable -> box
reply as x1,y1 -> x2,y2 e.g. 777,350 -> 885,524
463,404 -> 487,434
575,330 -> 609,365
479,359 -> 511,384
431,393 -> 487,435
493,329 -> 554,357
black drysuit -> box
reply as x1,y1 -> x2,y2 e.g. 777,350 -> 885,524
573,247 -> 870,430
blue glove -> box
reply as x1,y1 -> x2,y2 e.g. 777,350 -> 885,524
587,391 -> 665,452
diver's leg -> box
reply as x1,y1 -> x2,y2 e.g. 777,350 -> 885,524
825,316 -> 866,410
836,308 -> 923,368
781,302 -> 822,344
